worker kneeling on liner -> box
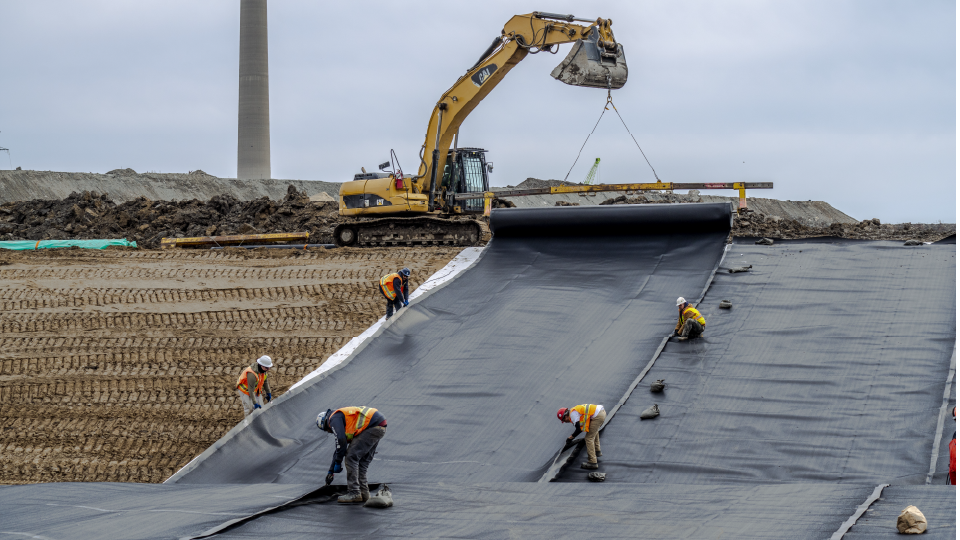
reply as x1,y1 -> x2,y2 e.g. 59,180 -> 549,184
236,355 -> 273,416
317,406 -> 387,503
558,404 -> 606,470
674,297 -> 706,341
380,268 -> 410,320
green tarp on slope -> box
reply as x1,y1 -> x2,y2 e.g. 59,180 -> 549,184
0,239 -> 136,250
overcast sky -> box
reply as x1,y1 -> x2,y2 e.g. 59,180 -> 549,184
0,1 -> 955,222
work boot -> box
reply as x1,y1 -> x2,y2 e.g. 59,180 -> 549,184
676,336 -> 688,342
597,451 -> 602,457
361,489 -> 370,503
338,492 -> 364,504
580,461 -> 599,470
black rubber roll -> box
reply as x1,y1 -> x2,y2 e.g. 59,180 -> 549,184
489,202 -> 733,238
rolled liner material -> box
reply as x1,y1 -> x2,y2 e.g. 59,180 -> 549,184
172,203 -> 731,485
490,202 -> 733,237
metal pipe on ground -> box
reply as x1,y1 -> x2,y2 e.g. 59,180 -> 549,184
210,244 -> 335,250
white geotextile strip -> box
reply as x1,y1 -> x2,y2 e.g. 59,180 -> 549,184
288,246 -> 486,392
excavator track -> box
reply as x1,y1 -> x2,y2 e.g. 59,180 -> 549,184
333,217 -> 483,248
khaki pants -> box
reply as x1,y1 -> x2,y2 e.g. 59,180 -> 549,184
237,389 -> 264,416
584,409 -> 606,464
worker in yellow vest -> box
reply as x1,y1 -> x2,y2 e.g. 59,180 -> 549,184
235,355 -> 273,416
674,297 -> 706,341
557,404 -> 606,470
317,406 -> 388,503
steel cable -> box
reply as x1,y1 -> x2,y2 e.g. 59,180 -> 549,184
563,92 -> 661,183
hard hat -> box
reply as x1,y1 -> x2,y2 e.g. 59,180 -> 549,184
257,355 -> 273,369
400,267 -> 411,277
676,297 -> 686,306
557,407 -> 568,422
316,409 -> 332,431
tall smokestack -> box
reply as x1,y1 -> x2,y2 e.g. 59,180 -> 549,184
237,0 -> 270,180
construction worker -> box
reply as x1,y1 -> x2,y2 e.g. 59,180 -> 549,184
674,297 -> 706,341
236,355 -> 273,416
557,404 -> 606,470
316,406 -> 387,503
379,267 -> 411,319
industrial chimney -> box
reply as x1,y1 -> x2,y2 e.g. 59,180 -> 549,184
237,0 -> 271,180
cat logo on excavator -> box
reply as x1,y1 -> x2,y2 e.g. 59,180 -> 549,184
471,64 -> 498,87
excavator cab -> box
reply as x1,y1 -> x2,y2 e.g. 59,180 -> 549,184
550,25 -> 628,89
440,148 -> 491,213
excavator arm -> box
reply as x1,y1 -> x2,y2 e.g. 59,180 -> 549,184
414,12 -> 628,210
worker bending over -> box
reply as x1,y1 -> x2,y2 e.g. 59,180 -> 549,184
558,404 -> 606,470
317,406 -> 387,503
236,355 -> 273,416
674,297 -> 706,341
379,267 -> 411,319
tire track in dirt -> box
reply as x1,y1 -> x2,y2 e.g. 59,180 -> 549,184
0,283 -> 378,309
0,246 -> 461,484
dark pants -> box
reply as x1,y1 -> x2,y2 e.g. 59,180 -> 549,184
681,318 -> 704,338
345,425 -> 386,496
385,297 -> 402,318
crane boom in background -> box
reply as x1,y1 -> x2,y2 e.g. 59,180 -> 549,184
583,158 -> 600,185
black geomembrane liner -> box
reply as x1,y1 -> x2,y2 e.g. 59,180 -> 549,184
171,203 -> 731,485
557,241 -> 956,484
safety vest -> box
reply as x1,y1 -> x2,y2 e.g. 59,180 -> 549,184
680,306 -> 706,327
379,273 -> 402,301
572,404 -> 600,432
336,406 -> 379,442
236,366 -> 266,396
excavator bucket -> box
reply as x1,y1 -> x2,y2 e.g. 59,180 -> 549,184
550,27 -> 628,89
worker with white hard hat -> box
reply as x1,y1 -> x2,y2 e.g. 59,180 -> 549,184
673,297 -> 706,341
236,355 -> 274,416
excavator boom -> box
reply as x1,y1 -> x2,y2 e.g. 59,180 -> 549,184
337,13 -> 628,218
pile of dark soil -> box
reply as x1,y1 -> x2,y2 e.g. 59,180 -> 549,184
497,178 -> 581,190
0,185 -> 340,248
600,195 -> 955,242
733,212 -> 953,242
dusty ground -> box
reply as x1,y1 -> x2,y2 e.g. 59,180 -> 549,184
0,246 -> 461,484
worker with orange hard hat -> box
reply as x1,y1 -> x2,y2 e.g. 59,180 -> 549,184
558,404 -> 606,470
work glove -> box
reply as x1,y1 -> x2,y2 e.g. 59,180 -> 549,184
253,403 -> 261,410
331,462 -> 343,474
403,300 -> 409,307
266,393 -> 272,402
325,473 -> 335,486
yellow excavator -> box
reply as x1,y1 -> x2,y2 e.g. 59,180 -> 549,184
334,12 -> 629,247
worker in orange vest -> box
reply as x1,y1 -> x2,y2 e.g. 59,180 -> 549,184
317,406 -> 388,503
236,355 -> 273,416
674,297 -> 706,341
379,267 -> 411,319
557,404 -> 606,470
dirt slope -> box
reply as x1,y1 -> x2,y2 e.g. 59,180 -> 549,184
0,246 -> 460,484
